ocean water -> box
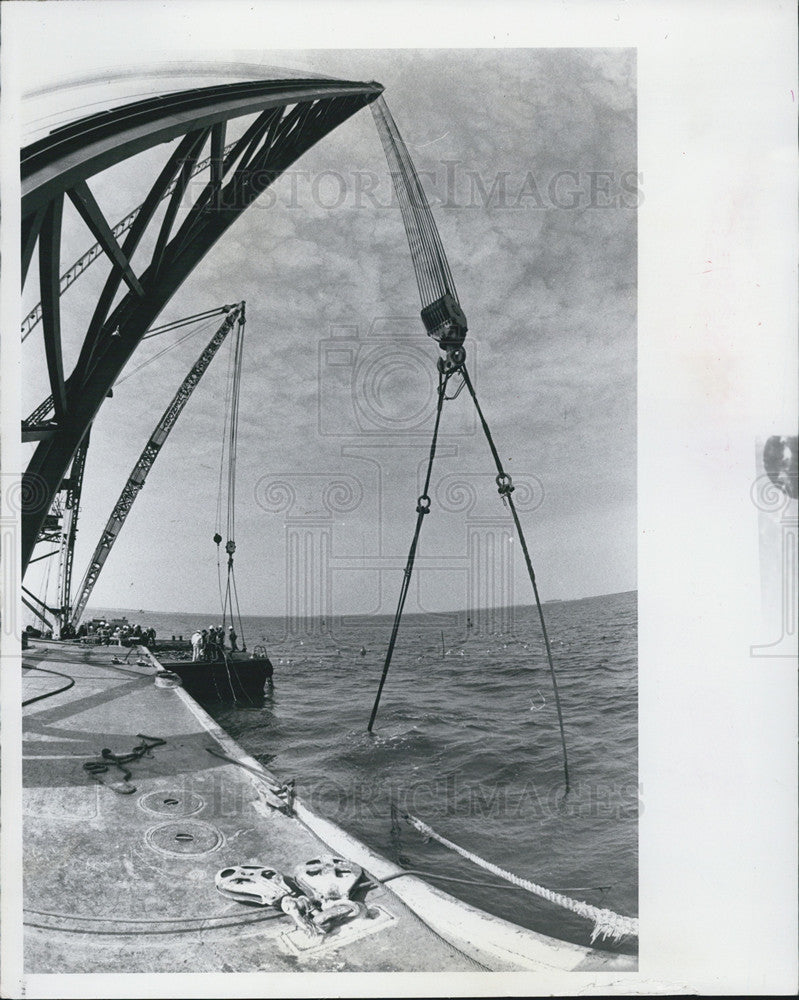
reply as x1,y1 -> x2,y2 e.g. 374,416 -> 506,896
86,590 -> 638,954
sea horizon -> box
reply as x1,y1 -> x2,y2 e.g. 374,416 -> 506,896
85,587 -> 638,623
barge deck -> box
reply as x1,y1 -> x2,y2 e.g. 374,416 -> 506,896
22,641 -> 635,975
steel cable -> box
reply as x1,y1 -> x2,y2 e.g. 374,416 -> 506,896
372,97 -> 459,304
22,663 -> 76,707
367,369 -> 452,731
459,363 -> 570,793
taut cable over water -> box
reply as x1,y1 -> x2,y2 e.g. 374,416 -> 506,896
460,363 -> 570,793
367,367 -> 454,733
368,96 -> 570,792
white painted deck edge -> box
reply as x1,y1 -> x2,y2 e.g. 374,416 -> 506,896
164,658 -> 636,975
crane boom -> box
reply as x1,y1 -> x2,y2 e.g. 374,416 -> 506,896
69,301 -> 245,628
54,430 -> 91,636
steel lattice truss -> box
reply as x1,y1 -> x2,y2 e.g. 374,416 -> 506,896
21,77 -> 383,572
68,304 -> 245,627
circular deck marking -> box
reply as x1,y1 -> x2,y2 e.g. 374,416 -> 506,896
138,790 -> 205,817
144,820 -> 224,857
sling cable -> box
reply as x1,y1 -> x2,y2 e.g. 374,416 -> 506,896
213,302 -> 248,653
369,96 -> 570,793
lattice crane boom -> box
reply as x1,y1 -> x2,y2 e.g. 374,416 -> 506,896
54,431 -> 91,636
69,302 -> 245,628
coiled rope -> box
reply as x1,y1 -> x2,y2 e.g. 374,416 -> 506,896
82,734 -> 166,793
404,812 -> 638,944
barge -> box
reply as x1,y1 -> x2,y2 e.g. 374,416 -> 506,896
22,640 -> 635,974
155,652 -> 274,703
18,67 -> 638,982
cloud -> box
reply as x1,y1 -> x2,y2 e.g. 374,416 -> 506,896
25,48 -> 637,614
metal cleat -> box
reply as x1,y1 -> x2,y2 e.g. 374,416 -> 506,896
276,778 -> 295,816
280,893 -> 324,938
294,854 -> 363,905
311,898 -> 368,931
214,865 -> 292,907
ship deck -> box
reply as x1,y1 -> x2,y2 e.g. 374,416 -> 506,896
22,641 -> 635,976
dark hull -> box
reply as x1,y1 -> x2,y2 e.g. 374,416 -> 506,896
158,656 -> 273,702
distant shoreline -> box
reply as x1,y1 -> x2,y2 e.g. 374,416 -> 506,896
86,589 -> 638,622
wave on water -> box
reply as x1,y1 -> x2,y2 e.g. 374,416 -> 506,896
87,590 -> 638,954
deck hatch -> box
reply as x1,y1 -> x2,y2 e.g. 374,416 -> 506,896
144,819 -> 224,857
138,789 -> 205,817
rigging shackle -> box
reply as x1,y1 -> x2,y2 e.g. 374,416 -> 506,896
496,473 -> 515,498
416,494 -> 431,515
437,344 -> 466,376
225,538 -> 236,569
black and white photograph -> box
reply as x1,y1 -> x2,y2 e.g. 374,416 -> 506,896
0,2 -> 796,998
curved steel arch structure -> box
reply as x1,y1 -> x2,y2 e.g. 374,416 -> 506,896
22,76 -> 383,572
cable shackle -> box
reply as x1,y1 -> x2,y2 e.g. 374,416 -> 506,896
496,472 -> 515,497
437,344 -> 466,376
416,494 -> 431,515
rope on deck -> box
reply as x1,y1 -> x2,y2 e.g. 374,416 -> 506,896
404,812 -> 639,944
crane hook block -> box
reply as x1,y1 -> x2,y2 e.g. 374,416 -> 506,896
421,293 -> 467,349
225,540 -> 236,556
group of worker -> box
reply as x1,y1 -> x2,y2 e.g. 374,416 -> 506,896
190,625 -> 237,661
75,620 -> 157,646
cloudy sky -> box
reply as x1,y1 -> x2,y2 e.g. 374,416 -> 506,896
20,44 -> 637,618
